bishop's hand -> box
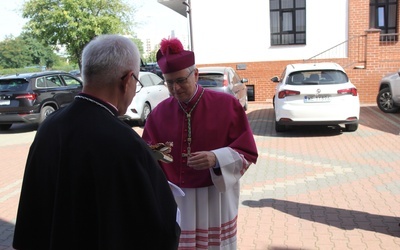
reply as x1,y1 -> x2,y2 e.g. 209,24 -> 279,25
187,151 -> 216,170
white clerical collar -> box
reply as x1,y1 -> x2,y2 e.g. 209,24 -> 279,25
184,85 -> 199,104
106,102 -> 118,111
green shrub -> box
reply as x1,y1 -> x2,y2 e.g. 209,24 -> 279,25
0,65 -> 79,76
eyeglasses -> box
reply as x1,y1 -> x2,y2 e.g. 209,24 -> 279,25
165,69 -> 195,86
121,72 -> 143,93
132,73 -> 143,93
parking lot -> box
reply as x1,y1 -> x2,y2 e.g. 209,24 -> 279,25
1,102 -> 400,250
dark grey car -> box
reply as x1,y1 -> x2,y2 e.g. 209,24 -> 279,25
377,70 -> 400,113
197,67 -> 249,110
0,71 -> 82,130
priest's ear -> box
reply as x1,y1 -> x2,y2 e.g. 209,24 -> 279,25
193,68 -> 199,81
119,71 -> 133,94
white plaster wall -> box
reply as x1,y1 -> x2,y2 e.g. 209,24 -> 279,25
191,0 -> 348,64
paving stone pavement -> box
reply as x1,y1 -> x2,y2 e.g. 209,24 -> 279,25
0,102 -> 399,250
237,103 -> 400,250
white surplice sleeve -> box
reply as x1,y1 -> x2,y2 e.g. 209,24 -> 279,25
168,181 -> 185,226
210,147 -> 251,193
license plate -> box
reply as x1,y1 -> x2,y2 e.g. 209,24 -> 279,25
0,100 -> 10,106
304,95 -> 331,103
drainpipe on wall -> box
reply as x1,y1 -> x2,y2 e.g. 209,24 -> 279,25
183,0 -> 193,51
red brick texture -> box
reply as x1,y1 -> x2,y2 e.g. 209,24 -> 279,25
198,0 -> 400,104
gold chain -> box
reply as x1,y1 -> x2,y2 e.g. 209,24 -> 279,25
177,89 -> 205,158
75,95 -> 115,116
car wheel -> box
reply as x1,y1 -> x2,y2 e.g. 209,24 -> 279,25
0,124 -> 12,130
275,120 -> 286,132
345,123 -> 358,132
377,87 -> 400,113
39,106 -> 56,124
139,103 -> 151,126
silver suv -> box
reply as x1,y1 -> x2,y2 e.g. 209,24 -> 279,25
0,71 -> 82,130
197,67 -> 249,111
377,70 -> 400,113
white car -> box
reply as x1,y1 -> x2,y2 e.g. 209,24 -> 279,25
271,62 -> 360,132
120,71 -> 169,126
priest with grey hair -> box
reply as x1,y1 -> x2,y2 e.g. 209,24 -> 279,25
13,34 -> 180,250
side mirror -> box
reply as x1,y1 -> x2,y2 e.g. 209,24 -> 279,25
271,76 -> 280,82
241,78 -> 248,83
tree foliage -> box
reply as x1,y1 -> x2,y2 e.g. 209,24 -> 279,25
22,0 -> 136,69
143,44 -> 160,63
20,33 -> 60,68
0,35 -> 58,69
130,37 -> 144,57
0,36 -> 31,69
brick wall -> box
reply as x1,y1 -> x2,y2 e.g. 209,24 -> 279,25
198,0 -> 400,104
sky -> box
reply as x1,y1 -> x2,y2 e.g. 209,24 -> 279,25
0,0 -> 26,40
134,0 -> 189,48
0,0 -> 189,49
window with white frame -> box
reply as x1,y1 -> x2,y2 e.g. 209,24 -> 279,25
369,0 -> 398,35
270,0 -> 306,45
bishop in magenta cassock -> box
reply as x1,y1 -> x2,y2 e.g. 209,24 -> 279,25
142,38 -> 258,250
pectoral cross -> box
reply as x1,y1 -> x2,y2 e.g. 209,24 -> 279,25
182,148 -> 191,158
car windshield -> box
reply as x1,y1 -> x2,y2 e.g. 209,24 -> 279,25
198,73 -> 224,87
287,70 -> 348,85
0,79 -> 29,92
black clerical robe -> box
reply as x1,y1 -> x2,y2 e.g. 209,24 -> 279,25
13,94 -> 180,250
